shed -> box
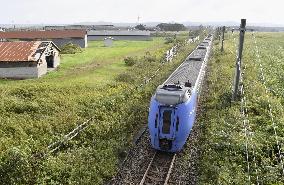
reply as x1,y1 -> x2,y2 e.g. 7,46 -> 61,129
0,30 -> 88,48
104,37 -> 114,47
0,41 -> 60,79
88,30 -> 152,41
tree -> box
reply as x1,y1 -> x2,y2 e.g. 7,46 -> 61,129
135,24 -> 146,31
156,23 -> 186,31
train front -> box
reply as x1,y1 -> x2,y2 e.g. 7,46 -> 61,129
148,84 -> 197,152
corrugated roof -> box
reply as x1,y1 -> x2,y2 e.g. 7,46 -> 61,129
0,41 -> 41,62
0,41 -> 59,62
88,30 -> 151,36
0,30 -> 86,39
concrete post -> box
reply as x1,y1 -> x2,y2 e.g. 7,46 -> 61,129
232,19 -> 246,100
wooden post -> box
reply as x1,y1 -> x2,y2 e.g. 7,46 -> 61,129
221,26 -> 225,52
218,27 -> 221,41
232,19 -> 246,100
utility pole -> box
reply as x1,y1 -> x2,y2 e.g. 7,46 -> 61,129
232,19 -> 246,100
218,27 -> 221,41
221,26 -> 225,52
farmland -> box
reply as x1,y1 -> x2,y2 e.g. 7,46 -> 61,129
0,36 -> 199,184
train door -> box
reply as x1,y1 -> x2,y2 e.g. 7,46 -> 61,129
159,108 -> 175,139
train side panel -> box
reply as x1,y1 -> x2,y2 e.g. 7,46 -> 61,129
148,97 -> 160,150
172,90 -> 198,151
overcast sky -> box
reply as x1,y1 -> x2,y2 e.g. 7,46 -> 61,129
1,0 -> 284,25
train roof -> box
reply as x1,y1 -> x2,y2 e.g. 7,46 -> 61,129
154,35 -> 213,105
163,36 -> 213,87
155,84 -> 191,105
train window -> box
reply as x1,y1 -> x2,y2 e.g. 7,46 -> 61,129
176,117 -> 179,131
162,110 -> 171,134
155,114 -> 158,128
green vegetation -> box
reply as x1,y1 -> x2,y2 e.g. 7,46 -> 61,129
135,24 -> 146,31
123,56 -> 138,66
0,37 -> 198,184
60,43 -> 82,54
157,23 -> 186,31
196,32 -> 284,184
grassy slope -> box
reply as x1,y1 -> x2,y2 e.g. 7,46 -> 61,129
0,39 -> 167,159
0,38 -> 165,85
197,32 -> 284,184
0,38 -> 167,142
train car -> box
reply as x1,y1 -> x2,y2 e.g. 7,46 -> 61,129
148,35 -> 213,152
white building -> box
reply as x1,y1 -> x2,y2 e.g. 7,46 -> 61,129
0,41 -> 60,79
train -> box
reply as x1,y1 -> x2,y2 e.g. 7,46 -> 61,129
148,34 -> 213,152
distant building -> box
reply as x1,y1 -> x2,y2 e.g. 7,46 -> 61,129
0,27 -> 4,42
45,25 -> 118,31
88,30 -> 152,41
0,30 -> 87,48
104,37 -> 114,47
0,41 -> 60,79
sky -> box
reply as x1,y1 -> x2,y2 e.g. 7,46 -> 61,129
1,0 -> 284,26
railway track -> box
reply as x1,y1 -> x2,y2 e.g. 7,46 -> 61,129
109,35 -> 213,185
139,151 -> 176,185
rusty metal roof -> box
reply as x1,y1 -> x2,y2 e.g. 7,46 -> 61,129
0,30 -> 86,39
0,41 -> 41,62
0,41 -> 59,62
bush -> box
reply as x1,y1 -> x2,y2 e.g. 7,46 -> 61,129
60,43 -> 82,54
143,52 -> 156,63
124,56 -> 138,66
115,73 -> 135,83
165,37 -> 175,44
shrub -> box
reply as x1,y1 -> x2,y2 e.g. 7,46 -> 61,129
115,73 -> 135,83
124,56 -> 138,66
165,37 -> 175,44
60,43 -> 82,54
143,52 -> 156,63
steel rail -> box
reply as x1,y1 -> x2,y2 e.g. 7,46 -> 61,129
139,152 -> 176,185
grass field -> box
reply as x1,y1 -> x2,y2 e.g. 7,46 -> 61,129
196,32 -> 284,184
0,38 -> 166,86
0,36 -> 199,184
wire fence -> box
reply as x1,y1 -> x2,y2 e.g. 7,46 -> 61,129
240,65 -> 260,184
231,31 -> 260,184
252,32 -> 284,174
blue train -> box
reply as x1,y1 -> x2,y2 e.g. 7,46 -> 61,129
148,35 -> 213,152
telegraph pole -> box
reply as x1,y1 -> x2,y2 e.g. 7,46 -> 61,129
232,19 -> 246,100
218,27 -> 221,41
221,26 -> 225,52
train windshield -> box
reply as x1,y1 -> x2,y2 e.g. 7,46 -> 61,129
162,110 -> 172,134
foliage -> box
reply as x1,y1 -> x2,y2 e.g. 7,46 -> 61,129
60,43 -> 82,54
115,73 -> 135,83
124,56 -> 138,66
165,37 -> 175,44
135,24 -> 146,31
196,32 -> 284,184
0,36 -> 198,184
156,23 -> 186,31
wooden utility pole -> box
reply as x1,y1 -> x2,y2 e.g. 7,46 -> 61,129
232,19 -> 246,100
218,27 -> 221,41
221,26 -> 225,52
